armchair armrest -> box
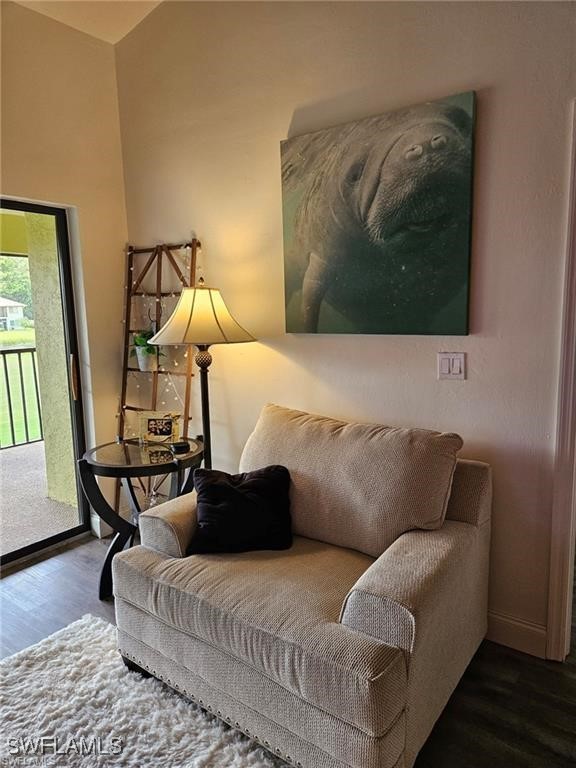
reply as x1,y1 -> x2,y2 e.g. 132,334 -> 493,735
139,491 -> 197,557
341,520 -> 491,766
340,520 -> 490,655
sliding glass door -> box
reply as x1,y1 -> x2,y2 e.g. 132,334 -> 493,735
0,199 -> 89,563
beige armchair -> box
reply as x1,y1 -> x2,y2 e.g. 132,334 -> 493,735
113,405 -> 491,768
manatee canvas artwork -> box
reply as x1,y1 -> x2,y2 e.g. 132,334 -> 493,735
281,92 -> 475,334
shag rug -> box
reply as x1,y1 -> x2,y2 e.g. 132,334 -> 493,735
0,615 -> 286,767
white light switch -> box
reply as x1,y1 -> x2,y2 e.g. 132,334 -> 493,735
437,352 -> 466,380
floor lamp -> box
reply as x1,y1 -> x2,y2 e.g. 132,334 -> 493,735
149,278 -> 254,468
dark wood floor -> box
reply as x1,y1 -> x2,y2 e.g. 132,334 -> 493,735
416,608 -> 576,768
0,535 -> 116,657
1,535 -> 575,767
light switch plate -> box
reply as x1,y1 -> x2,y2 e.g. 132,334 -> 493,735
437,352 -> 466,380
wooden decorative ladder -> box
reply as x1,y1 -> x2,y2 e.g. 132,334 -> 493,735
115,238 -> 201,510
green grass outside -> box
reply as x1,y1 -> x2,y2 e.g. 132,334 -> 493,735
0,328 -> 36,349
0,349 -> 42,447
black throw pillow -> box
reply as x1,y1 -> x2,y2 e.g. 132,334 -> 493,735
186,465 -> 292,555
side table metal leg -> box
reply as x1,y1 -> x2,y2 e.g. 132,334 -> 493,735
169,469 -> 182,499
99,530 -> 132,600
77,459 -> 137,601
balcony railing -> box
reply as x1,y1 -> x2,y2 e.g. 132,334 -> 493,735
0,346 -> 43,448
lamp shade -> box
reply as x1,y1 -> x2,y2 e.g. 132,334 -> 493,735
149,284 -> 254,347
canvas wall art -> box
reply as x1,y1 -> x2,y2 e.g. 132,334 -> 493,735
281,92 -> 475,334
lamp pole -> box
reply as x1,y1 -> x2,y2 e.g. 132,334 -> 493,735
194,344 -> 213,469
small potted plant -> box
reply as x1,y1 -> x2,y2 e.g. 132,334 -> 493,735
131,330 -> 161,372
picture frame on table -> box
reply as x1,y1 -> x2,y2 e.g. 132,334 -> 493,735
139,411 -> 180,444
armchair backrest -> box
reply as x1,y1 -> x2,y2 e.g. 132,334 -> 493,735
239,404 -> 464,558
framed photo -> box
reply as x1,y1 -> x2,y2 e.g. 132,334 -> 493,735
139,411 -> 180,444
281,91 -> 475,335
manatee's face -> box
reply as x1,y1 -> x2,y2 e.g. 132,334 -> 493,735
327,108 -> 473,331
356,117 -> 471,244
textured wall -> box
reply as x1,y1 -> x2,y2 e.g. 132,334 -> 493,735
115,1 -> 576,653
25,213 -> 77,508
1,1 -> 128,454
1,1 -> 129,524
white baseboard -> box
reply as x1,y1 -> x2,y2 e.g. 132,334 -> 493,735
487,610 -> 547,658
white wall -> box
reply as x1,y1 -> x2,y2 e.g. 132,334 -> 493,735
1,1 -> 128,515
115,1 -> 576,655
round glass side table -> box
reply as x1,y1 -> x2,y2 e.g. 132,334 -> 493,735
77,438 -> 203,599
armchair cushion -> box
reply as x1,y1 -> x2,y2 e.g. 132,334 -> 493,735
114,536 -> 407,736
187,465 -> 292,554
240,404 -> 463,557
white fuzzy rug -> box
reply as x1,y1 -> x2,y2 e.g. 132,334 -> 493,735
0,615 -> 286,767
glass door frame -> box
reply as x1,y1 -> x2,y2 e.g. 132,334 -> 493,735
0,198 -> 90,565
